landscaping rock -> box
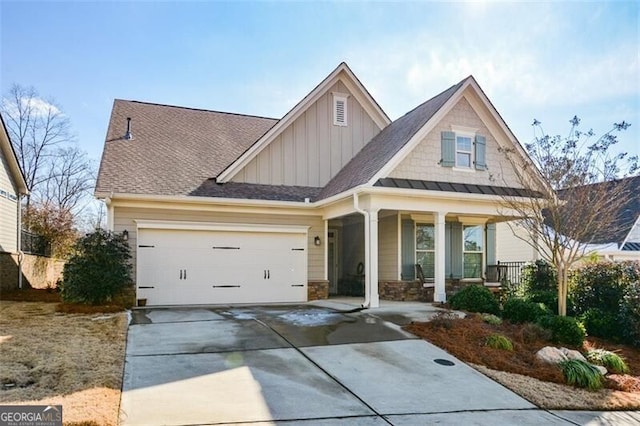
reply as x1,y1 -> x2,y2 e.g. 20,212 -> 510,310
560,348 -> 587,362
593,365 -> 608,376
535,346 -> 568,364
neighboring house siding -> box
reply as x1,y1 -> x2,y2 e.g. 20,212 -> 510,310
113,207 -> 325,283
0,146 -> 18,253
625,216 -> 640,243
232,81 -> 381,187
378,213 -> 399,280
388,96 -> 522,188
496,222 -> 538,263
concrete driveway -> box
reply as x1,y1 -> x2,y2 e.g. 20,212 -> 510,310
120,302 -> 639,425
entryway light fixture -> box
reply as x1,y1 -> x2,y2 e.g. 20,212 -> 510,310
314,236 -> 321,246
122,230 -> 129,241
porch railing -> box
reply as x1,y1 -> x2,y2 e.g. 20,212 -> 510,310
495,261 -> 527,286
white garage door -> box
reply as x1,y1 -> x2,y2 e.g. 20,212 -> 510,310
136,227 -> 308,306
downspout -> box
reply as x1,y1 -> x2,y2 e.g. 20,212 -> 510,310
353,193 -> 370,308
17,193 -> 23,289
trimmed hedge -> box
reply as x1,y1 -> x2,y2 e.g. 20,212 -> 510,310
61,229 -> 132,305
502,298 -> 550,324
449,285 -> 500,315
537,315 -> 586,347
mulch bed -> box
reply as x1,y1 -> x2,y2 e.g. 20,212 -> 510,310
404,312 -> 639,393
1,288 -> 126,313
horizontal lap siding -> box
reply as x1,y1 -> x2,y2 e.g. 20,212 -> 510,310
114,207 -> 325,282
0,149 -> 18,253
378,214 -> 398,280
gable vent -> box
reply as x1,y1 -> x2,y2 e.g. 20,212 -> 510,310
333,93 -> 348,126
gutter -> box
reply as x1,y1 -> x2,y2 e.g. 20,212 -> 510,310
353,193 -> 370,309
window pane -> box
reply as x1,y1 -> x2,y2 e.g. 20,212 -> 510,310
456,136 -> 472,151
457,153 -> 471,167
417,251 -> 435,278
464,253 -> 482,278
416,224 -> 434,250
464,225 -> 483,251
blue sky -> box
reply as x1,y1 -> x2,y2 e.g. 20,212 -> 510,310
1,1 -> 638,167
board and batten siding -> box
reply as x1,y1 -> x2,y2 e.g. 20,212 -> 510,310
0,146 -> 18,254
388,96 -> 523,189
113,207 -> 325,283
232,81 -> 381,187
378,213 -> 399,280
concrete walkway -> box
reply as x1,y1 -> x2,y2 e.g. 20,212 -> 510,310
120,301 -> 640,425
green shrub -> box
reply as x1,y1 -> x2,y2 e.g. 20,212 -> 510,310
570,261 -> 640,316
449,285 -> 500,315
481,313 -> 502,325
580,308 -> 619,340
559,359 -> 604,390
585,349 -> 629,374
61,229 -> 132,305
537,315 -> 586,347
619,281 -> 640,347
502,298 -> 550,324
527,290 -> 560,315
521,260 -> 557,293
485,334 -> 514,351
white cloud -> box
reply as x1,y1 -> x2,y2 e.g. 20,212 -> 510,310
1,96 -> 62,118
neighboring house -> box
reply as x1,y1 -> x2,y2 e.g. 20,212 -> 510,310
0,113 -> 29,289
96,62 -> 543,307
497,175 -> 640,264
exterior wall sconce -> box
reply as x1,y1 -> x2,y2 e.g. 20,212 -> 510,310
314,236 -> 321,246
122,230 -> 129,241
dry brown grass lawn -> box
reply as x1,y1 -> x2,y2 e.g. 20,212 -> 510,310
405,312 -> 640,410
0,301 -> 128,426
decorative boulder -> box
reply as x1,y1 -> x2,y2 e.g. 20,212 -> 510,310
536,346 -> 568,364
593,365 -> 608,376
560,348 -> 587,362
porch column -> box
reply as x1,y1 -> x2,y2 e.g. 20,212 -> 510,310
368,209 -> 380,308
434,211 -> 447,303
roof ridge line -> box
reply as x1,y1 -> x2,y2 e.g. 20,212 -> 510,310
113,99 -> 279,121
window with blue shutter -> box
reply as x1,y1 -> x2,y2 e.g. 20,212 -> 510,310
474,135 -> 486,170
441,131 -> 455,167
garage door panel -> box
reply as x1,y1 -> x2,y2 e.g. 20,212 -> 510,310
137,228 -> 307,306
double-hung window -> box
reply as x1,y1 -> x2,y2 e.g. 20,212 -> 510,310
456,135 -> 473,168
463,225 -> 483,279
416,224 -> 435,279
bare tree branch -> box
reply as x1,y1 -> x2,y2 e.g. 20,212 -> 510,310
498,117 -> 637,316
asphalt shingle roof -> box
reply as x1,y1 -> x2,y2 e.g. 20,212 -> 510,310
95,100 -> 277,196
316,78 -> 466,200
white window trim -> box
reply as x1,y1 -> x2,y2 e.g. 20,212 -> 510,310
462,224 -> 484,279
415,222 -> 435,279
332,92 -> 349,127
455,132 -> 475,169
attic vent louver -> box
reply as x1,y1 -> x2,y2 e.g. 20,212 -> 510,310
124,117 -> 133,140
333,93 -> 348,126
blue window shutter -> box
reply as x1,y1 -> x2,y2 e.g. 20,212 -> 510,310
450,222 -> 463,279
441,131 -> 455,167
474,135 -> 486,170
486,223 -> 496,266
401,219 -> 415,280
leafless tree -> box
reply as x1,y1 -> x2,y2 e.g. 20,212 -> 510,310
42,146 -> 95,212
498,116 -> 638,316
1,84 -> 75,208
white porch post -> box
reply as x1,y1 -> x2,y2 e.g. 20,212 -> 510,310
434,211 -> 447,303
368,209 -> 380,308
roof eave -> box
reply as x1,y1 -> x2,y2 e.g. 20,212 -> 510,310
0,114 -> 29,195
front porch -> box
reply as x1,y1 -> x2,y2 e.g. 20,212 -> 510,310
319,191 -> 526,307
